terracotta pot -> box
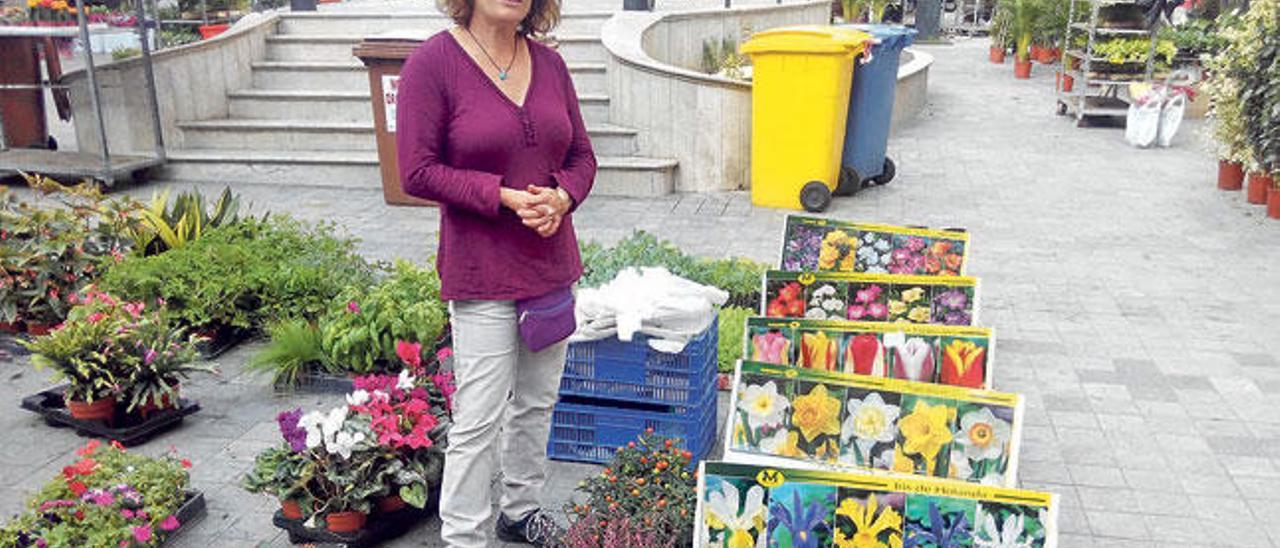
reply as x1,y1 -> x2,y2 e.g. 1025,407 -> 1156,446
198,23 -> 229,39
989,46 -> 1005,64
1218,160 -> 1244,190
1036,46 -> 1057,64
281,500 -> 304,520
1247,172 -> 1272,205
377,495 -> 406,513
325,511 -> 367,533
1029,44 -> 1044,62
1014,60 -> 1032,79
66,395 -> 116,422
25,323 -> 55,336
1056,72 -> 1074,92
1269,187 -> 1280,219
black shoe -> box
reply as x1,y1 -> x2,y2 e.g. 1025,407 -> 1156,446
495,509 -> 564,547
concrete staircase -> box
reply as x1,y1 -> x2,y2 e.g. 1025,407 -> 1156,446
161,9 -> 678,196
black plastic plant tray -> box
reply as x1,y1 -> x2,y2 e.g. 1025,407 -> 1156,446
272,505 -> 435,547
195,326 -> 255,359
19,385 -> 201,447
282,370 -> 357,395
161,491 -> 209,546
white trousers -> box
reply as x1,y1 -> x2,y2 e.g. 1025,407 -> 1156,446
439,300 -> 568,547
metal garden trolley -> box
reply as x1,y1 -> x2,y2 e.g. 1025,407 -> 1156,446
1056,0 -> 1161,126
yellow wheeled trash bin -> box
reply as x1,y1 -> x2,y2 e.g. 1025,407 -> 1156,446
742,26 -> 870,212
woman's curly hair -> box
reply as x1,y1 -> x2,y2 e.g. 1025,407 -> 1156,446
439,0 -> 561,36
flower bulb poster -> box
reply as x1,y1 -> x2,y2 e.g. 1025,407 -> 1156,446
695,461 -> 1057,548
764,271 -> 980,327
726,360 -> 1023,488
780,215 -> 971,276
745,317 -> 995,389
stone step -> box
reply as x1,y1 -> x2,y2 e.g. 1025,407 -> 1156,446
227,88 -> 612,125
160,149 -> 678,197
176,119 -> 637,155
568,62 -> 607,95
265,33 -> 607,65
251,61 -> 367,89
276,11 -> 612,37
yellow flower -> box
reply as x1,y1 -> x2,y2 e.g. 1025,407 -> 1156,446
728,530 -> 756,548
790,384 -> 841,443
898,401 -> 954,470
900,287 -> 926,304
801,331 -> 836,371
907,306 -> 931,323
819,246 -> 839,270
820,230 -> 856,271
887,300 -> 907,317
834,494 -> 904,548
944,340 -> 985,378
891,446 -> 914,474
28,0 -> 38,7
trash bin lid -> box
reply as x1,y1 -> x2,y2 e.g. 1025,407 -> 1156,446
841,23 -> 917,50
742,25 -> 871,56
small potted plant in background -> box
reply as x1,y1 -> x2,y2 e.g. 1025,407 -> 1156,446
989,4 -> 1012,63
1268,176 -> 1280,219
1007,0 -> 1042,78
245,408 -> 316,520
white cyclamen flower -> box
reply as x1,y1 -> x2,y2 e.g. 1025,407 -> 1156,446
841,392 -> 900,460
331,430 -> 367,460
298,410 -> 328,449
346,389 -> 370,406
319,406 -> 349,454
396,369 -> 415,391
737,381 -> 789,432
957,407 -> 1012,462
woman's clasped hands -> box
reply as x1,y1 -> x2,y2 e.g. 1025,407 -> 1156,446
500,185 -> 573,238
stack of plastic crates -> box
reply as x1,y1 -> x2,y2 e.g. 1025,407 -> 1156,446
548,314 -> 719,464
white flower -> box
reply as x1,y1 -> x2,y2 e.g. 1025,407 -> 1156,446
873,448 -> 895,469
841,392 -> 900,462
957,407 -> 1012,462
314,406 -> 349,454
874,239 -> 890,251
822,298 -> 843,312
951,453 -> 1006,485
298,410 -> 327,449
704,482 -> 766,548
805,308 -> 829,320
737,381 -> 789,432
975,512 -> 1033,548
346,389 -> 369,406
396,369 -> 415,391
757,429 -> 790,455
331,429 -> 367,460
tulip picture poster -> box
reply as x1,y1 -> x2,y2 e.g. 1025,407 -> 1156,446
764,271 -> 981,327
779,214 -> 971,276
695,460 -> 1057,548
743,317 -> 996,389
725,360 -> 1024,487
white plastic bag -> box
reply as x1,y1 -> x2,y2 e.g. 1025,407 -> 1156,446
571,267 -> 728,353
1157,92 -> 1186,147
1125,95 -> 1162,148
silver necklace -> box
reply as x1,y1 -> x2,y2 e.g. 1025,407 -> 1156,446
465,27 -> 517,81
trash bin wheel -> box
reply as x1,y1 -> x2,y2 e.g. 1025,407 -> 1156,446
834,166 -> 863,197
872,158 -> 896,185
800,181 -> 832,212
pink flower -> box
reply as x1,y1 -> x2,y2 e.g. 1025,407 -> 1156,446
121,509 -> 135,519
347,300 -> 361,314
160,515 -> 181,531
867,302 -> 888,319
436,346 -> 453,363
905,237 -> 926,252
86,312 -> 107,323
122,302 -> 145,318
847,304 -> 867,320
144,348 -> 157,366
432,372 -> 456,411
132,525 -> 152,543
395,340 -> 422,369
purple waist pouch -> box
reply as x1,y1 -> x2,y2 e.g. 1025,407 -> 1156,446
515,286 -> 576,352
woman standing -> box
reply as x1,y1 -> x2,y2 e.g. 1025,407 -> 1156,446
395,0 -> 596,542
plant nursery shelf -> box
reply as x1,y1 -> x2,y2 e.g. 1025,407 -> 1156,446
1069,22 -> 1149,35
20,385 -> 202,446
1058,95 -> 1130,117
271,504 -> 436,547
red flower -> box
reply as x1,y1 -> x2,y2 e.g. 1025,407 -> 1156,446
74,510 -> 85,520
181,459 -> 192,469
110,440 -> 125,450
68,481 -> 87,496
63,458 -> 96,480
395,340 -> 422,369
75,440 -> 100,456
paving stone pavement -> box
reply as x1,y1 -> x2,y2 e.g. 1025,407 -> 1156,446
4,37 -> 1280,547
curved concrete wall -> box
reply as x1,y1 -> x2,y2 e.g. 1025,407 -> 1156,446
63,13 -> 278,156
604,4 -> 931,193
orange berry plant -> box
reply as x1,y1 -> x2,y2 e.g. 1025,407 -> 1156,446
563,430 -> 697,547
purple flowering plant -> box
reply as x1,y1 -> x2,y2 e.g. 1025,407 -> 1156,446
931,288 -> 974,326
243,408 -> 313,510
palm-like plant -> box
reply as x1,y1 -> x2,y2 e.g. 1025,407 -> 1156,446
132,186 -> 242,256
1010,0 -> 1044,62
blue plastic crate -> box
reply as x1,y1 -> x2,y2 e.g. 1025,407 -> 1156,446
547,383 -> 719,465
560,315 -> 718,406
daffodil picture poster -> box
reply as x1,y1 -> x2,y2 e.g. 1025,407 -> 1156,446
743,318 -> 996,390
763,271 -> 981,327
779,215 -> 971,276
726,361 -> 1024,487
695,461 -> 1057,548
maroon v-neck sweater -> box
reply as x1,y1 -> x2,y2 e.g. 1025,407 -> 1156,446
397,31 -> 596,302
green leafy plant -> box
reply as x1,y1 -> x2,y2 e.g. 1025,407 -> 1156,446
20,289 -> 211,406
249,319 -> 329,387
1158,19 -> 1227,56
565,431 -> 697,545
1008,0 -> 1044,62
99,216 -> 374,332
131,186 -> 243,256
320,260 -> 446,375
0,175 -> 142,326
1092,37 -> 1177,65
579,231 -> 766,309
0,440 -> 191,548
700,37 -> 747,79
110,47 -> 140,60
717,306 -> 752,373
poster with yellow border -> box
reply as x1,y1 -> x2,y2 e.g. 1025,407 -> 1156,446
779,214 -> 971,276
695,460 -> 1057,548
725,360 -> 1024,488
743,317 -> 996,389
763,271 -> 981,327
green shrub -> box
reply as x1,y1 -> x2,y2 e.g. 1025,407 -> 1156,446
716,306 -> 752,373
579,231 -> 766,309
98,216 -> 373,331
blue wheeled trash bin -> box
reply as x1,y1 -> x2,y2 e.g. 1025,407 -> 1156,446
834,24 -> 917,196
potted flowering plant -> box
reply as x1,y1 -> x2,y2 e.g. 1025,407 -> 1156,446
21,289 -> 210,421
244,408 -> 322,519
0,440 -> 195,547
